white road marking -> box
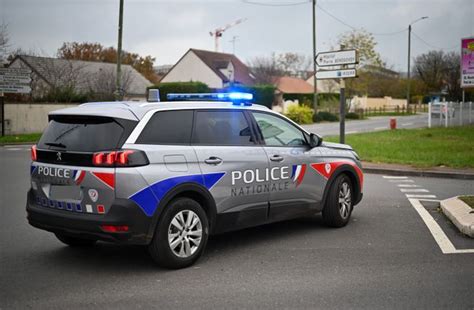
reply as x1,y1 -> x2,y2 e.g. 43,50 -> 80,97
383,176 -> 408,179
346,131 -> 358,134
374,126 -> 386,130
402,122 -> 414,126
406,194 -> 437,198
6,148 -> 23,151
408,199 -> 474,254
397,184 -> 421,187
389,179 -> 415,183
400,188 -> 430,193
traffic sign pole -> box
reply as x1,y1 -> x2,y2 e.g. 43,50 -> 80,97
1,93 -> 4,137
339,80 -> 345,144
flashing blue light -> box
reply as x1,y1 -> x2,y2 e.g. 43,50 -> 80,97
166,92 -> 253,105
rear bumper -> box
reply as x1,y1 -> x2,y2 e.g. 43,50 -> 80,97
26,190 -> 153,245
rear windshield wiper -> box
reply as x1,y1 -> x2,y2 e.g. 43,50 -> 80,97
44,142 -> 67,148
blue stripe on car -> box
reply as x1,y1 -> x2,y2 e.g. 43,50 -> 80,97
129,172 -> 225,217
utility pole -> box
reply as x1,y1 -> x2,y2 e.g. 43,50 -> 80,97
312,0 -> 318,111
407,16 -> 428,106
115,0 -> 124,101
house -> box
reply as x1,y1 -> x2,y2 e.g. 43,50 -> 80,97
273,76 -> 315,113
160,48 -> 255,88
306,73 -> 340,94
8,55 -> 152,100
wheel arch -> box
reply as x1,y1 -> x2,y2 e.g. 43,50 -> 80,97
321,165 -> 362,208
147,183 -> 217,240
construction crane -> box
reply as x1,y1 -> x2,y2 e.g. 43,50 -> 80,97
209,18 -> 247,52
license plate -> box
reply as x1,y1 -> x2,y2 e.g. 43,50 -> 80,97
50,185 -> 82,201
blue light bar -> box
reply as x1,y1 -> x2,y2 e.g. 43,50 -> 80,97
166,92 -> 253,105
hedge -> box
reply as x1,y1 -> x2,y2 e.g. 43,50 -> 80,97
226,85 -> 275,109
285,105 -> 313,124
283,93 -> 340,107
148,82 -> 211,102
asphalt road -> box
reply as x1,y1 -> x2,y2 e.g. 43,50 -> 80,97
1,146 -> 473,309
302,114 -> 428,137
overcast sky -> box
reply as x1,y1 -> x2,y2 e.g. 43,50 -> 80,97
2,0 -> 473,71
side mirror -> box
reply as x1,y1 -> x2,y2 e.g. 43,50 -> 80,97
309,133 -> 322,148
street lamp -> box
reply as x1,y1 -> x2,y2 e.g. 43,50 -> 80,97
407,16 -> 428,105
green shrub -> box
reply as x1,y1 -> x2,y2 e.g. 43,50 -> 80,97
148,82 -> 211,101
285,105 -> 313,124
345,112 -> 360,120
313,111 -> 339,122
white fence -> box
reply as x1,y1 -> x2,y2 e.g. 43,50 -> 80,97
428,101 -> 473,128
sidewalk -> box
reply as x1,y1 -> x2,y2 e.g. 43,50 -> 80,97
362,161 -> 474,180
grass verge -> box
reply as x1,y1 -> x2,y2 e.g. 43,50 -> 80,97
459,196 -> 474,208
326,126 -> 474,168
0,133 -> 42,144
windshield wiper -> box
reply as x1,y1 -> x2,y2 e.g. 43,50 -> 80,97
44,142 -> 67,148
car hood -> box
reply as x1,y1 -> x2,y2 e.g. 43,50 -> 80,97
321,141 -> 353,151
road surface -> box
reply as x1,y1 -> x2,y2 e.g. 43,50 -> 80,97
1,146 -> 472,309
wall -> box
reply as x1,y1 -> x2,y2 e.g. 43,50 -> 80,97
350,96 -> 407,110
4,103 -> 78,135
160,51 -> 223,89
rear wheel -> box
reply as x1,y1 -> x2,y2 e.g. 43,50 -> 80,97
55,233 -> 97,247
322,174 -> 354,228
148,198 -> 209,269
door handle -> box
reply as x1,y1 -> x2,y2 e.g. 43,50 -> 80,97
204,156 -> 223,165
270,155 -> 284,162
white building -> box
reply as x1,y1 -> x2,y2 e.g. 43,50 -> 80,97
160,48 -> 255,88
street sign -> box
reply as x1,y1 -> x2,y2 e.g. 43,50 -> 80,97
461,37 -> 474,88
315,69 -> 357,80
316,50 -> 357,67
0,68 -> 32,94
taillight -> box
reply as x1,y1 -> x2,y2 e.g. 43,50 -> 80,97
92,149 -> 148,167
31,145 -> 37,161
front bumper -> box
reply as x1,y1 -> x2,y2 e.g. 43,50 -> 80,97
26,190 -> 153,245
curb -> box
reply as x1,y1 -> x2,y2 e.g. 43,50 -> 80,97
362,166 -> 474,180
0,142 -> 35,146
440,197 -> 474,238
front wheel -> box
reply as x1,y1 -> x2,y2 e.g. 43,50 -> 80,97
148,198 -> 209,269
322,174 -> 354,228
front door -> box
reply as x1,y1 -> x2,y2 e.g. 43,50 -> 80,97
250,111 -> 320,221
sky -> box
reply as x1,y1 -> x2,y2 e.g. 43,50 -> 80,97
2,0 -> 473,72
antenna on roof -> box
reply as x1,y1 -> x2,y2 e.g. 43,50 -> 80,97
209,18 -> 247,52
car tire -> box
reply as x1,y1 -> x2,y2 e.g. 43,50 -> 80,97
55,233 -> 97,247
322,174 -> 353,228
148,197 -> 209,269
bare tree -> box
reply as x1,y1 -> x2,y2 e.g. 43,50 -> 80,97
277,53 -> 311,77
87,67 -> 133,100
0,23 -> 10,65
248,53 -> 283,84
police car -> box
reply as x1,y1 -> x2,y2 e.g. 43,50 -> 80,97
27,92 -> 363,269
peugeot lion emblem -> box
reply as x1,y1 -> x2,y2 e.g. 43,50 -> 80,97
56,152 -> 62,161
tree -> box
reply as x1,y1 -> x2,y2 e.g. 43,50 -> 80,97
0,23 -> 9,65
337,29 -> 384,67
413,50 -> 461,100
248,53 -> 283,84
276,53 -> 311,77
57,42 -> 158,83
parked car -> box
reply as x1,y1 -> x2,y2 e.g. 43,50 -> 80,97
26,92 -> 364,269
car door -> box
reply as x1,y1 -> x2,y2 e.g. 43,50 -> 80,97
192,109 -> 270,232
250,111 -> 320,221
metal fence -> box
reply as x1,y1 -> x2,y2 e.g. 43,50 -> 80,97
428,101 -> 473,128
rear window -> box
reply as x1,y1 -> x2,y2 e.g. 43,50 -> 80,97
38,115 -> 137,152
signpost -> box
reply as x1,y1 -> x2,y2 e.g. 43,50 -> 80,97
315,49 -> 358,144
316,50 -> 357,67
0,67 -> 32,136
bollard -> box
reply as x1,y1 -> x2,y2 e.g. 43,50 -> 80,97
390,118 -> 397,130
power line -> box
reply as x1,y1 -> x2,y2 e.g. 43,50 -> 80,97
241,0 -> 310,7
411,31 -> 458,51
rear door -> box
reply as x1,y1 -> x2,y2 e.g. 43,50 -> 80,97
191,109 -> 270,232
31,115 -> 137,215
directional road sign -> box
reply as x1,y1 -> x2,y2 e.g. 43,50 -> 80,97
0,68 -> 32,94
315,69 -> 357,80
316,50 -> 357,67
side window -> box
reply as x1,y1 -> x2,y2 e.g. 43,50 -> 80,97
193,110 -> 254,146
252,112 -> 307,147
136,110 -> 193,145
